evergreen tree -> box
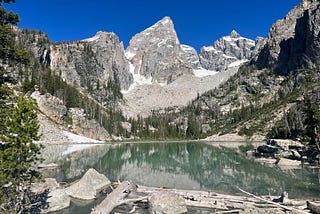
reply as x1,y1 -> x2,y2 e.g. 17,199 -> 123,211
186,113 -> 200,138
0,95 -> 42,212
304,96 -> 320,152
0,1 -> 42,212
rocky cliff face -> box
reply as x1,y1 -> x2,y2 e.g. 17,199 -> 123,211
199,30 -> 260,71
254,0 -> 320,75
179,45 -> 201,69
50,32 -> 133,90
180,0 -> 320,138
15,29 -> 133,92
125,16 -> 193,85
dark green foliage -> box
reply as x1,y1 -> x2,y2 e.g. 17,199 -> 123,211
267,104 -> 304,139
0,1 -> 43,212
239,143 -> 255,154
0,95 -> 42,212
186,112 -> 201,138
303,94 -> 320,152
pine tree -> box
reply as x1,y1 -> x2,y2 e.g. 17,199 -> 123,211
0,95 -> 42,212
0,1 -> 42,212
304,96 -> 320,152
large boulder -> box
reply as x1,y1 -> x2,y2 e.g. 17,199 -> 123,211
31,178 -> 60,194
149,191 -> 188,214
42,189 -> 71,213
257,145 -> 279,157
268,139 -> 304,150
65,168 -> 111,200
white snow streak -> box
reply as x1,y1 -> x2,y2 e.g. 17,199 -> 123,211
82,35 -> 100,42
193,68 -> 218,78
63,131 -> 102,143
228,59 -> 248,68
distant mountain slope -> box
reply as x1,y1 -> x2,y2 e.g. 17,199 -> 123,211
199,30 -> 263,71
180,0 -> 320,139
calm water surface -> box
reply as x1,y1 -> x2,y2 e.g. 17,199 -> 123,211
43,142 -> 320,213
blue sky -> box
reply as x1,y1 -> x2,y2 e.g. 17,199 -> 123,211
5,0 -> 301,52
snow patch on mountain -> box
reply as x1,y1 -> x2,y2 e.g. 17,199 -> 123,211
228,59 -> 248,68
193,68 -> 218,78
199,30 -> 257,71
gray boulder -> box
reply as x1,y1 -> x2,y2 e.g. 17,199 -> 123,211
31,178 -> 60,194
42,189 -> 71,213
65,168 -> 111,200
149,191 -> 187,214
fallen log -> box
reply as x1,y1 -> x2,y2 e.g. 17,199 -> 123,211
307,201 -> 320,214
237,187 -> 309,214
136,185 -> 308,213
91,181 -> 138,214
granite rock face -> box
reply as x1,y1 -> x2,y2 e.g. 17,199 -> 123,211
255,0 -> 320,74
179,44 -> 201,69
199,30 -> 258,71
31,91 -> 67,124
49,31 -> 133,91
125,16 -> 193,85
15,28 -> 133,92
68,108 -> 110,141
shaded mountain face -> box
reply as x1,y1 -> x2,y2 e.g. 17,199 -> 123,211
16,29 -> 134,92
254,0 -> 320,75
199,30 -> 263,71
49,32 -> 133,91
125,16 -> 194,85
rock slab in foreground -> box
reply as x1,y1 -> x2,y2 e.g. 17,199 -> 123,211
149,191 -> 188,214
91,180 -> 137,214
65,168 -> 111,200
31,178 -> 60,194
42,189 -> 70,213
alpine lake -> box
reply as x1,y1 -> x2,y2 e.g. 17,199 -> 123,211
41,141 -> 320,213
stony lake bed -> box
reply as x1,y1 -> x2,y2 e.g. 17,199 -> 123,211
37,140 -> 320,214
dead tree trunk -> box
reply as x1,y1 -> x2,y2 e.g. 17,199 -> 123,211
91,181 -> 137,214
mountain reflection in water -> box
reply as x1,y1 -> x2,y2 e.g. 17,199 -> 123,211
44,142 -> 320,199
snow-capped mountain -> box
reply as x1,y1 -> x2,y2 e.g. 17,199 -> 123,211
124,16 -> 193,88
199,30 -> 262,71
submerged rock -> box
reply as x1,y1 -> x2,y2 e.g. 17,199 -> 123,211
65,168 -> 111,200
149,191 -> 187,214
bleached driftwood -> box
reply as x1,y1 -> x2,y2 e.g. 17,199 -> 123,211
137,185 -> 309,213
91,181 -> 143,214
307,201 -> 320,214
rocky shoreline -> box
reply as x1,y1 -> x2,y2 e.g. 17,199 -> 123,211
32,168 -> 318,214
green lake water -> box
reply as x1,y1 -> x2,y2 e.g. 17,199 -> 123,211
44,142 -> 320,199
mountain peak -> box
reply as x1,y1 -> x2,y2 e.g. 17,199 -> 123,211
230,30 -> 240,38
147,16 -> 174,32
159,16 -> 172,25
